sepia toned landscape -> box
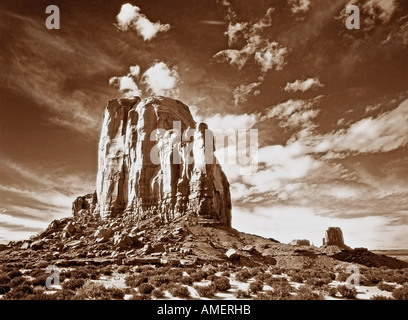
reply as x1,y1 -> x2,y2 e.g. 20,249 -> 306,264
1,0 -> 408,302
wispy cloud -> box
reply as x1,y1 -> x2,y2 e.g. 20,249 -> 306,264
214,8 -> 288,73
233,81 -> 261,106
0,11 -> 118,136
288,0 -> 311,14
310,98 -> 408,156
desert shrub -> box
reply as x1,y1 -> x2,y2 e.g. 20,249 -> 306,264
0,274 -> 11,286
235,289 -> 250,299
268,281 -> 293,299
337,285 -> 357,299
327,286 -> 338,297
204,267 -> 217,276
387,273 -> 407,285
101,267 -> 112,276
269,266 -> 283,275
62,278 -> 85,291
336,272 -> 349,282
249,267 -> 265,277
107,287 -> 126,300
75,281 -> 125,300
71,268 -> 92,280
125,274 -> 148,287
31,274 -> 49,287
392,284 -> 408,300
290,274 -> 304,283
60,270 -> 72,280
75,281 -> 104,299
3,284 -> 34,299
207,275 -> 218,282
363,271 -> 382,285
7,270 -> 22,279
180,276 -> 193,285
43,289 -> 75,300
152,288 -> 165,299
168,269 -> 184,279
292,285 -> 323,300
195,284 -> 216,297
255,273 -> 273,284
235,269 -> 252,282
130,294 -> 151,300
23,292 -> 53,300
221,271 -> 230,277
169,284 -> 190,298
10,276 -> 27,288
0,284 -> 11,294
189,271 -> 208,282
117,266 -> 129,274
371,295 -> 394,300
150,275 -> 170,287
377,282 -> 396,292
249,281 -> 263,294
255,289 -> 291,300
138,283 -> 155,295
305,277 -> 332,287
264,276 -> 288,287
213,277 -> 231,291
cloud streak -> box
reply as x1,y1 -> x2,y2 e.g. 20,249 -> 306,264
284,77 -> 323,93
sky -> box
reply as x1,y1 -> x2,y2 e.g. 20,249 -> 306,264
0,0 -> 407,249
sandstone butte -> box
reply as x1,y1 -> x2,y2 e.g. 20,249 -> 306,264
73,96 -> 231,227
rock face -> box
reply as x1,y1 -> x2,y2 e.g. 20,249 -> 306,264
93,96 -> 232,226
290,239 -> 310,246
322,227 -> 346,247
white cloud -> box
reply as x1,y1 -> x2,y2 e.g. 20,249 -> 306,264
264,98 -> 320,129
225,22 -> 248,45
254,41 -> 288,72
109,75 -> 142,98
214,8 -> 288,74
363,0 -> 397,23
288,0 -> 311,14
142,62 -> 179,97
205,113 -> 258,131
233,82 -> 261,106
311,98 -> 408,156
284,77 -> 323,93
116,3 -> 171,41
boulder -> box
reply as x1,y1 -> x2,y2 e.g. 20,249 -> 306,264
242,245 -> 255,252
63,222 -> 76,237
225,248 -> 239,260
94,228 -> 113,242
113,234 -> 134,250
21,242 -> 30,250
142,243 -> 154,254
30,240 -> 43,250
0,244 -> 7,251
153,243 -> 165,253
